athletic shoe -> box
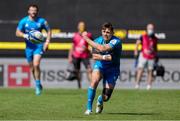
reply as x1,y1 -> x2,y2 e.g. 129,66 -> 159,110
147,85 -> 152,90
84,110 -> 92,115
35,84 -> 43,95
96,102 -> 103,114
135,84 -> 140,89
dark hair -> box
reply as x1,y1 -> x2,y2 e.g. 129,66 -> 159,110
78,21 -> 86,25
28,4 -> 39,12
102,22 -> 114,31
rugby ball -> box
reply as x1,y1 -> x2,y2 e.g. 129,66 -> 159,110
28,30 -> 45,44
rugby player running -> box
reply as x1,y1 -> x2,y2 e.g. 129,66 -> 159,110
16,4 -> 51,95
82,22 -> 122,115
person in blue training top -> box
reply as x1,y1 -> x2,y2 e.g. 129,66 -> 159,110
16,4 -> 51,95
82,22 -> 122,115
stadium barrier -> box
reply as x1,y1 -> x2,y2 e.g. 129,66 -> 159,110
0,58 -> 179,89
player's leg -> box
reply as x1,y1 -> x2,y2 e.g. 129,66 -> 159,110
33,54 -> 41,80
96,86 -> 114,114
96,70 -> 119,114
28,61 -> 34,77
147,59 -> 154,90
85,69 -> 102,115
25,48 -> 42,95
33,54 -> 42,95
135,53 -> 146,89
82,58 -> 92,82
25,48 -> 37,86
25,48 -> 34,71
32,47 -> 44,95
72,57 -> 81,88
135,68 -> 143,88
77,71 -> 81,89
147,69 -> 153,90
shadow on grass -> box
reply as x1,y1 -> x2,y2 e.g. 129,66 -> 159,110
106,112 -> 159,116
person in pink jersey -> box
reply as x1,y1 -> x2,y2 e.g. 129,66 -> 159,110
68,21 -> 92,88
134,23 -> 158,90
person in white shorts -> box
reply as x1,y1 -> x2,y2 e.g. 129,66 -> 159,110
134,24 -> 158,90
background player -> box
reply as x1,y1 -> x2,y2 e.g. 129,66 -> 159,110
16,4 -> 51,95
82,22 -> 122,115
68,21 -> 92,88
134,23 -> 158,90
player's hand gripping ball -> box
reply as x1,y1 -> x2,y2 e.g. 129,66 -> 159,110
28,30 -> 45,44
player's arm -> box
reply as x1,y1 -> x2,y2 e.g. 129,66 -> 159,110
82,33 -> 112,52
92,53 -> 112,61
87,33 -> 93,55
43,20 -> 52,52
154,38 -> 158,59
88,46 -> 92,53
16,29 -> 28,39
134,39 -> 141,57
43,29 -> 51,51
154,35 -> 158,52
15,19 -> 29,39
68,44 -> 74,63
92,48 -> 112,61
16,29 -> 24,38
45,29 -> 51,44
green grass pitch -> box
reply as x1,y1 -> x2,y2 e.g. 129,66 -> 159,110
0,88 -> 180,120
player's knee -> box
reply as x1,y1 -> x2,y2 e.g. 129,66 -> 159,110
102,88 -> 113,102
87,68 -> 92,73
91,78 -> 99,84
30,67 -> 34,73
33,64 -> 40,69
90,80 -> 99,89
